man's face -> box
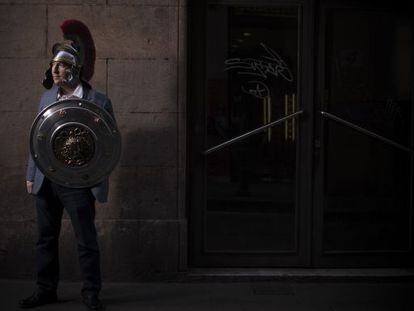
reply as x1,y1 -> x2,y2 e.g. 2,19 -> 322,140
51,61 -> 70,86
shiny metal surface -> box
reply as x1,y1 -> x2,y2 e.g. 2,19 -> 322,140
320,111 -> 413,155
30,99 -> 121,188
202,110 -> 303,155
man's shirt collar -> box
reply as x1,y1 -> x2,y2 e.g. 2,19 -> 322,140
57,83 -> 83,101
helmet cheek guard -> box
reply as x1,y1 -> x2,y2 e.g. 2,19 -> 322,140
62,66 -> 81,88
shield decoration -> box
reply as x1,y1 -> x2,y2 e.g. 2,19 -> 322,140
30,99 -> 121,188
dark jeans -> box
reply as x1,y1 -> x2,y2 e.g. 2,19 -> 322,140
35,178 -> 101,294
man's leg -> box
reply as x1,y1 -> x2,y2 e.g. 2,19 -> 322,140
20,180 -> 62,308
35,180 -> 63,294
54,184 -> 101,295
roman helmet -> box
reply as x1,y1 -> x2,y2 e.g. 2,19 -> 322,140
43,19 -> 96,89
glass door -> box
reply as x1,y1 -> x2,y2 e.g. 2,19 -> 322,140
314,0 -> 414,266
189,0 -> 314,266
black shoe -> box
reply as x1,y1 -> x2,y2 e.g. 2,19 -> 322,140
81,292 -> 103,310
19,291 -> 58,308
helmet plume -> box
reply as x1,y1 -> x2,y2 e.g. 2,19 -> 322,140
60,19 -> 96,81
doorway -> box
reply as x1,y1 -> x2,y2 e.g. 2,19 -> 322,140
188,0 -> 414,267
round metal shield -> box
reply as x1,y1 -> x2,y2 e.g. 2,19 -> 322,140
30,99 -> 121,188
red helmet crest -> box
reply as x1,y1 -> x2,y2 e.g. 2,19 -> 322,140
60,19 -> 96,81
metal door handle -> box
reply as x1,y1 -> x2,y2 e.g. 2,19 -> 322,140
202,110 -> 304,155
320,111 -> 413,154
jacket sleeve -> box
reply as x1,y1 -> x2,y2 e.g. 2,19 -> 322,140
26,153 -> 36,182
103,98 -> 117,125
26,97 -> 44,181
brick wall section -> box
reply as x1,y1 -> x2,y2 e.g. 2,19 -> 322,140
0,0 -> 187,281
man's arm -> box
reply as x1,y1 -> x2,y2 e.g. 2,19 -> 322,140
26,153 -> 36,181
26,95 -> 45,193
26,154 -> 35,194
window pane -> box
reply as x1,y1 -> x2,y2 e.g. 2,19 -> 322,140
323,8 -> 412,252
205,5 -> 300,252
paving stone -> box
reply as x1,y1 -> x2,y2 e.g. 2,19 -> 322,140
0,279 -> 414,311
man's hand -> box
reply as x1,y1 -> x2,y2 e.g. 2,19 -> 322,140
26,181 -> 34,194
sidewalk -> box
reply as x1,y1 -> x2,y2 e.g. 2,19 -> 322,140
1,279 -> 413,311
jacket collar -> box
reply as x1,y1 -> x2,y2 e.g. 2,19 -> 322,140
48,81 -> 94,102
49,85 -> 59,103
82,81 -> 94,101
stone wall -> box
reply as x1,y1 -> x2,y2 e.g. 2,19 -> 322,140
0,0 -> 187,281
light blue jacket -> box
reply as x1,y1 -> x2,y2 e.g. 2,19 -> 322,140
26,84 -> 116,203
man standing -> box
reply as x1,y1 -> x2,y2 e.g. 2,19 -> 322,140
20,20 -> 115,311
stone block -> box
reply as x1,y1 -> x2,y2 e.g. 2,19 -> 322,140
0,166 -> 36,221
0,5 -> 46,58
178,216 -> 187,270
177,111 -> 186,167
116,112 -> 177,167
0,219 -> 181,280
0,59 -> 48,112
95,165 -> 178,220
101,219 -> 180,280
0,58 -> 105,111
177,166 -> 185,218
0,1 -> 104,3
89,58 -> 108,95
0,112 -> 36,167
177,5 -> 187,215
108,59 -> 177,113
58,219 -> 180,281
177,5 -> 187,113
0,220 -> 36,278
109,0 -> 180,5
49,5 -> 178,59
177,111 -> 186,218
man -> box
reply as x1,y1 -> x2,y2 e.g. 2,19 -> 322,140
20,21 -> 114,311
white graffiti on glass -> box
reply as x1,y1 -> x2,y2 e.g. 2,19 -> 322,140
224,43 -> 294,82
241,81 -> 270,99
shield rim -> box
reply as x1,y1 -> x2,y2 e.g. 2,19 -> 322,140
30,98 -> 121,188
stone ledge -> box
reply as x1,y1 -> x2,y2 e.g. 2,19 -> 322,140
184,268 -> 414,282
